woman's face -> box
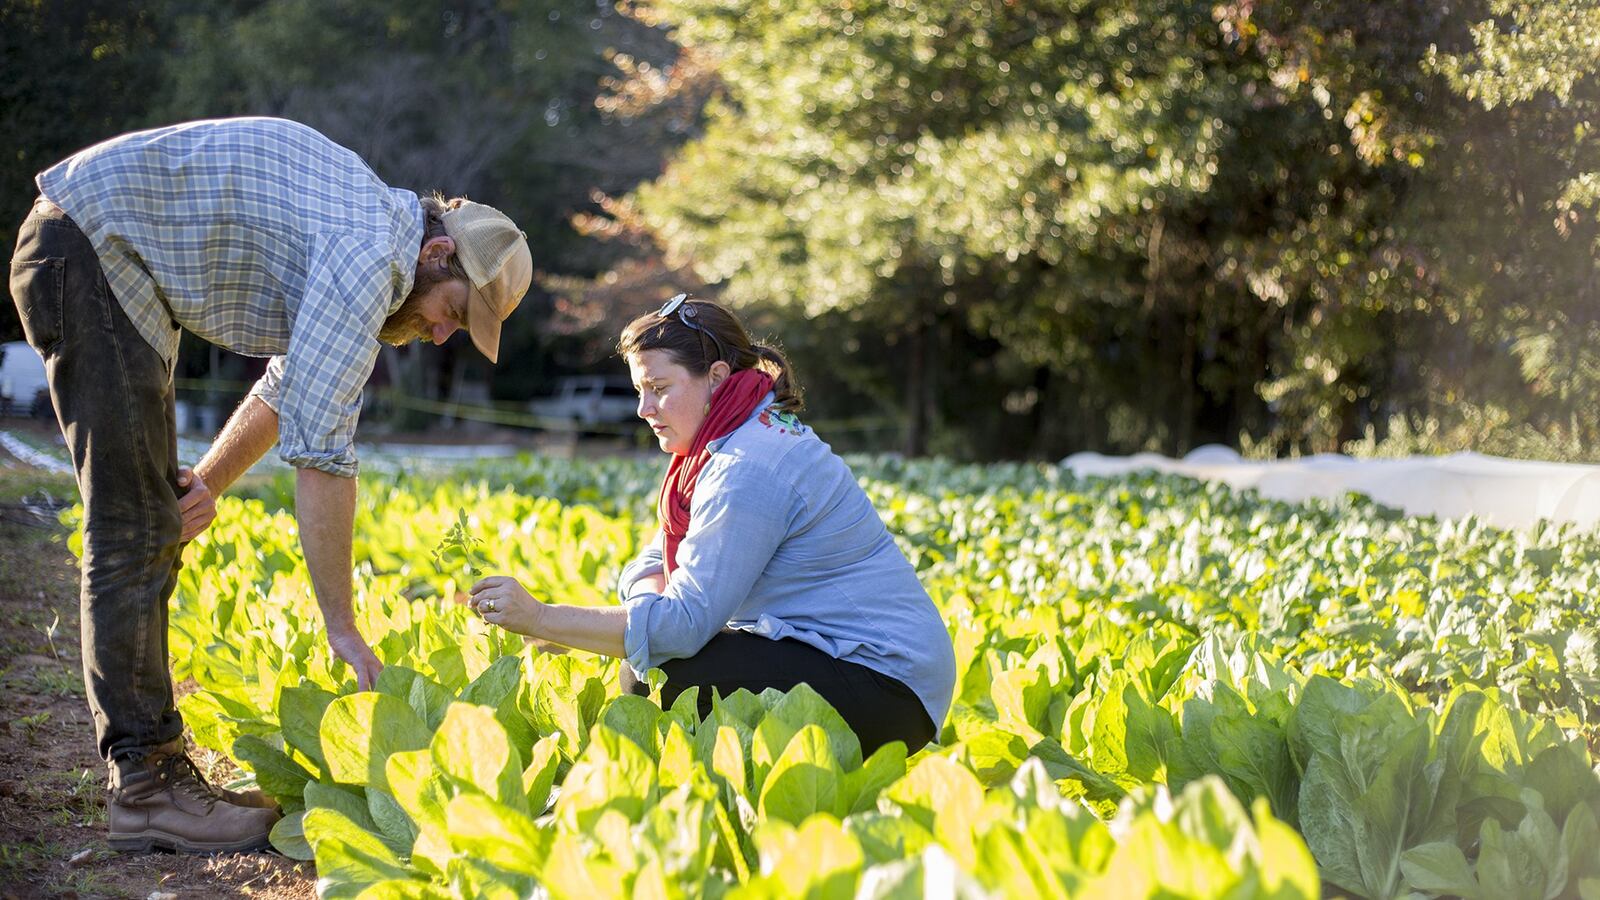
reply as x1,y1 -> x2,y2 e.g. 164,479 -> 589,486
627,349 -> 728,455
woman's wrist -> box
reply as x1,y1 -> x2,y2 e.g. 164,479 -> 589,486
517,598 -> 550,639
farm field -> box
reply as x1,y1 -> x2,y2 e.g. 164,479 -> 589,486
60,456 -> 1600,897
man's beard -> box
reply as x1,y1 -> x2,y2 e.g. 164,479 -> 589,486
377,269 -> 452,346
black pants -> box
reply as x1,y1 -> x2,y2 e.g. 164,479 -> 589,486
9,200 -> 185,784
620,630 -> 937,756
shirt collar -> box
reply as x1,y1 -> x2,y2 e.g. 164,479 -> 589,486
705,391 -> 775,452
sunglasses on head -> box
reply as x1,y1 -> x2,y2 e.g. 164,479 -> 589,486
657,293 -> 728,363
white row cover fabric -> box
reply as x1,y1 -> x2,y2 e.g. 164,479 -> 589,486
0,428 -> 523,480
1063,445 -> 1600,531
0,429 -> 72,474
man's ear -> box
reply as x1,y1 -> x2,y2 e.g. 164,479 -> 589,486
419,236 -> 456,270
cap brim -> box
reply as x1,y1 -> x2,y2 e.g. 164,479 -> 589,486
467,284 -> 502,364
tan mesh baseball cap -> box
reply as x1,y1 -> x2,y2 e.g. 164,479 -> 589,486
441,201 -> 532,364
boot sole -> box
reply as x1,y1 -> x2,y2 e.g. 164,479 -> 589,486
110,830 -> 274,855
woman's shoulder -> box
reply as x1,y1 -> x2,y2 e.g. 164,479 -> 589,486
720,402 -> 812,446
710,406 -> 831,480
752,406 -> 805,435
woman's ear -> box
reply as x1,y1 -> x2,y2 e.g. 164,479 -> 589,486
708,360 -> 732,388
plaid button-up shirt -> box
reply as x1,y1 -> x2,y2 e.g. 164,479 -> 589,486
37,117 -> 423,477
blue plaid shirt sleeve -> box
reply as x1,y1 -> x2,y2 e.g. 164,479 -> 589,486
247,355 -> 287,413
262,234 -> 397,477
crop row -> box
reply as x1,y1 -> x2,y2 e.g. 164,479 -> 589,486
106,456 -> 1600,898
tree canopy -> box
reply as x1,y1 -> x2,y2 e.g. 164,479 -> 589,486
587,0 -> 1600,457
5,0 -> 1599,460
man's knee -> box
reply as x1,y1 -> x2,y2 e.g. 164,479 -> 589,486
81,491 -> 182,580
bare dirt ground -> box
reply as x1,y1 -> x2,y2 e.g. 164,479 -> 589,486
0,427 -> 314,900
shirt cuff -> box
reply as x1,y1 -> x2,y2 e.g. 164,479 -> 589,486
621,592 -> 661,681
279,446 -> 359,478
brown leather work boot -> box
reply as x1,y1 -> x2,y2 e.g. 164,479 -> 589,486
217,785 -> 282,811
108,740 -> 279,854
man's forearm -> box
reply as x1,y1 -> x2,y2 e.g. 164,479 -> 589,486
296,467 -> 359,633
195,395 -> 279,495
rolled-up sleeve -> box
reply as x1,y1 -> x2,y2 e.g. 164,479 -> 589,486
621,458 -> 800,678
247,355 -> 287,413
270,235 -> 394,477
616,530 -> 665,602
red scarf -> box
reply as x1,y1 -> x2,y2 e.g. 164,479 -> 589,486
658,368 -> 774,574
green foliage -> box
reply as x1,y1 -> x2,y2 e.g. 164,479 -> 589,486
13,0 -> 1600,457
599,0 -> 1600,458
1428,0 -> 1600,108
0,0 -> 169,344
84,454 -> 1600,895
1339,405 -> 1600,465
321,693 -> 431,792
430,509 -> 494,586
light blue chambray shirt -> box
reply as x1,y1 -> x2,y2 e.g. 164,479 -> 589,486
618,399 -> 957,730
36,117 -> 423,477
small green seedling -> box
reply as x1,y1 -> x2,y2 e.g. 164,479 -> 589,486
38,610 -> 62,661
16,711 -> 52,742
431,509 -> 494,583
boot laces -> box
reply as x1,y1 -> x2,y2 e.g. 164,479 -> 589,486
157,752 -> 222,809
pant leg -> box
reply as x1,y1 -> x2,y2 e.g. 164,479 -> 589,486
625,630 -> 936,755
9,200 -> 185,778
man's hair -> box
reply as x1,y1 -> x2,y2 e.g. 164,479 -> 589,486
419,192 -> 473,283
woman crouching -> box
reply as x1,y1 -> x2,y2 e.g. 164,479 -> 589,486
468,296 -> 955,754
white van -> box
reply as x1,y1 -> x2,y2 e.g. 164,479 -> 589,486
0,340 -> 50,417
529,375 -> 637,427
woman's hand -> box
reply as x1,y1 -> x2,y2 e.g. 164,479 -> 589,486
467,575 -> 543,636
467,579 -> 629,657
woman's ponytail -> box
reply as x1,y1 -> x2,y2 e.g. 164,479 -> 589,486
752,342 -> 803,413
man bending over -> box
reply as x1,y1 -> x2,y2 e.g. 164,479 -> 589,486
7,117 -> 532,853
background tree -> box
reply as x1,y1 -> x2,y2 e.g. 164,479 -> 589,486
0,1 -> 168,344
580,0 -> 1600,459
1422,0 -> 1600,448
6,0 -> 1600,461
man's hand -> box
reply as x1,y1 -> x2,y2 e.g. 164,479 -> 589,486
176,466 -> 217,541
328,625 -> 383,691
